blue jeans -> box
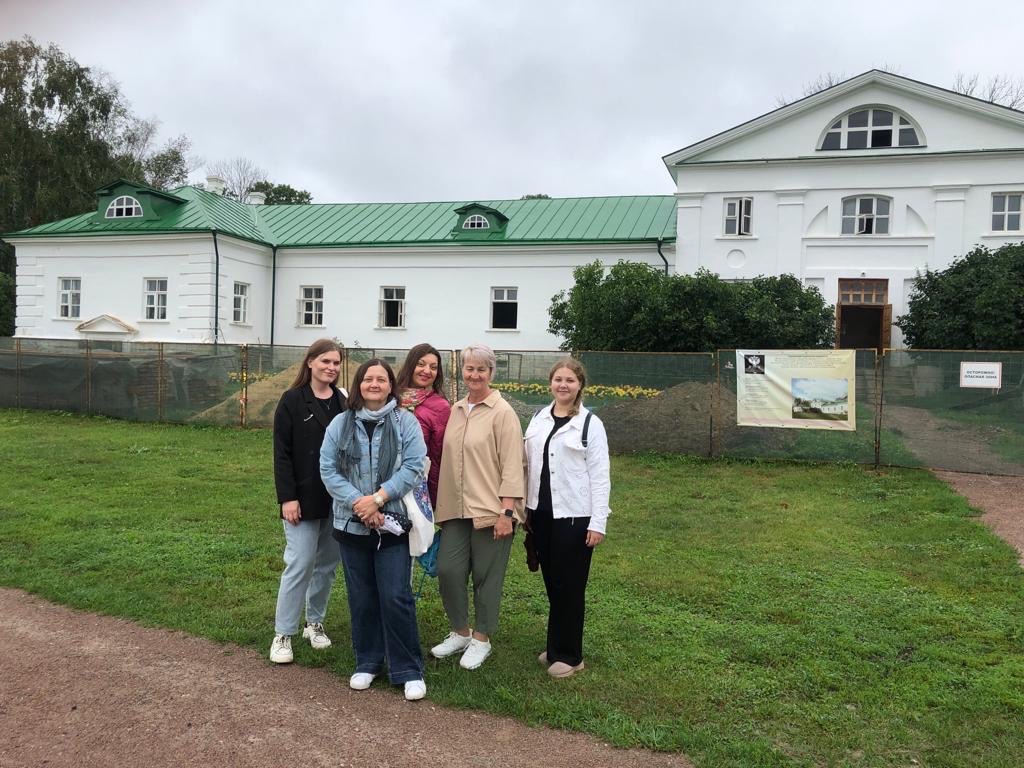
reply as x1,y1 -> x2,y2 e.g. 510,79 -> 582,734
274,518 -> 341,635
337,535 -> 423,684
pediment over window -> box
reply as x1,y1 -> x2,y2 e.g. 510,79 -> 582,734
451,203 -> 509,239
74,313 -> 139,335
92,179 -> 187,223
818,106 -> 924,150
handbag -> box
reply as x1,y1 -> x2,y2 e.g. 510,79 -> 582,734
404,457 -> 435,556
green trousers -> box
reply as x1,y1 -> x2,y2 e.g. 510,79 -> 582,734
436,518 -> 514,637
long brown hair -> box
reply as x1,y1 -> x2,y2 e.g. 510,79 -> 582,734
549,357 -> 587,416
289,339 -> 344,390
346,359 -> 398,411
395,343 -> 446,397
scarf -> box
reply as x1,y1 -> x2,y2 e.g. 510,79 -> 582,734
399,388 -> 431,412
335,399 -> 408,525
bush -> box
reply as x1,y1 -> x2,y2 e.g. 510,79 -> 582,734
896,244 -> 1024,349
548,262 -> 835,351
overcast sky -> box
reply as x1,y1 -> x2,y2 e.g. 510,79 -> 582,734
4,0 -> 1023,203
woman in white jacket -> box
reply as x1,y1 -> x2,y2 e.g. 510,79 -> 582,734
523,358 -> 610,678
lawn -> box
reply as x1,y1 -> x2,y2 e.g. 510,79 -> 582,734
0,409 -> 1022,768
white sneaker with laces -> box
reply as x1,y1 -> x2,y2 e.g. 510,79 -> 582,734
302,622 -> 332,649
430,631 -> 472,658
269,634 -> 293,664
404,680 -> 427,701
349,672 -> 376,690
459,638 -> 492,670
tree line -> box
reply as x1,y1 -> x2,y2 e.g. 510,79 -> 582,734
0,37 -> 312,334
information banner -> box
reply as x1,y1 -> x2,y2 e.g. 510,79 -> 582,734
959,362 -> 1002,389
736,350 -> 856,430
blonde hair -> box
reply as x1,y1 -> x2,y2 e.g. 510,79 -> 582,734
549,357 -> 587,416
460,343 -> 496,371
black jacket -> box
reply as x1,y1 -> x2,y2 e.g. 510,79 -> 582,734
273,384 -> 347,520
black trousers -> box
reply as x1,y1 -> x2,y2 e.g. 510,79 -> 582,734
531,508 -> 594,667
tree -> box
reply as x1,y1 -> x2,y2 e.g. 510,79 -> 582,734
116,117 -> 197,189
0,36 -> 141,335
895,244 -> 1024,350
548,262 -> 835,352
251,180 -> 313,205
0,273 -> 14,336
952,72 -> 1024,109
205,157 -> 267,201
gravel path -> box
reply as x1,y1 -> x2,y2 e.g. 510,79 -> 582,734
0,588 -> 692,768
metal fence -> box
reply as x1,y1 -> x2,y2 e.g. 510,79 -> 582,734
1,339 -> 1021,476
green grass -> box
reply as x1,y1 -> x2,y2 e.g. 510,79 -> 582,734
1,409 -> 1022,767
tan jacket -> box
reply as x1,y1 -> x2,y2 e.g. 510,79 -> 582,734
435,389 -> 525,528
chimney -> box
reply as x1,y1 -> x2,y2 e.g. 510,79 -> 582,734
206,175 -> 226,195
247,191 -> 266,205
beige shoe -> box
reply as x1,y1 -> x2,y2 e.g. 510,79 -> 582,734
537,651 -> 548,666
547,660 -> 584,678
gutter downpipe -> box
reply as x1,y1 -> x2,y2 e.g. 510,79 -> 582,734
656,237 -> 669,275
212,230 -> 221,348
270,245 -> 277,346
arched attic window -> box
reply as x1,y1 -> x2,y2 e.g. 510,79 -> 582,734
105,195 -> 144,218
819,107 -> 922,150
462,214 -> 490,230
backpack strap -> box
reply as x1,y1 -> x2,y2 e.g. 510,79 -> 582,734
581,411 -> 593,448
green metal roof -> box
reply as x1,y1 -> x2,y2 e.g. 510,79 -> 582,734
4,188 -> 676,247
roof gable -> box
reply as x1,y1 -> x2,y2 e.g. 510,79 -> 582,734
75,314 -> 138,335
664,70 -> 1024,170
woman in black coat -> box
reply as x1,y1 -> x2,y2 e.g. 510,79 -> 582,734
269,339 -> 347,664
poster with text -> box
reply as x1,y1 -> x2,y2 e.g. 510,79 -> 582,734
736,350 -> 856,430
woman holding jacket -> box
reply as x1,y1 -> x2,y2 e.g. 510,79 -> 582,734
320,358 -> 428,701
523,358 -> 610,678
270,339 -> 347,664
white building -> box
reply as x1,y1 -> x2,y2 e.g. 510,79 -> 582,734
7,187 -> 675,349
7,70 -> 1024,350
664,69 -> 1024,349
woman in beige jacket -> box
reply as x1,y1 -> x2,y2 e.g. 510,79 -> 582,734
430,344 -> 524,670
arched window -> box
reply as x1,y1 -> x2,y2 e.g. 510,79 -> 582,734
462,214 -> 490,230
841,195 -> 891,235
820,108 -> 921,150
105,196 -> 144,218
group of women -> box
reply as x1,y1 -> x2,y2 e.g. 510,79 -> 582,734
270,340 -> 611,701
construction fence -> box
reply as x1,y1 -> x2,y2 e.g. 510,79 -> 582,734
0,339 -> 1021,476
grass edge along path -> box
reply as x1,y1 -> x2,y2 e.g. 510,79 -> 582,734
0,410 -> 1022,768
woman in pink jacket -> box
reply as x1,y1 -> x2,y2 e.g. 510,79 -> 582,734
395,343 -> 451,506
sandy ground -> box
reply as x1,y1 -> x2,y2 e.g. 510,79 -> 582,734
0,588 -> 692,768
935,471 -> 1024,566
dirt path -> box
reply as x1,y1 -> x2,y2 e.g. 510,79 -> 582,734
935,471 -> 1024,566
882,405 -> 1022,475
0,588 -> 692,768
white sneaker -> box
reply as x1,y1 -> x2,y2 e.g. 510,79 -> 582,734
269,634 -> 293,664
349,672 -> 376,690
404,680 -> 426,701
302,622 -> 332,649
430,631 -> 472,659
459,638 -> 492,670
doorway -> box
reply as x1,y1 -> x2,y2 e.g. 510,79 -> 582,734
835,278 -> 891,351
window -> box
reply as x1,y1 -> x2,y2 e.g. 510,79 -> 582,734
299,286 -> 323,326
462,214 -> 489,230
992,193 -> 1022,232
820,108 -> 921,150
491,287 -> 518,329
233,282 -> 249,323
841,196 -> 890,235
105,195 -> 144,218
144,278 -> 168,320
58,277 -> 81,319
724,197 -> 753,236
378,286 -> 405,328
839,279 -> 888,305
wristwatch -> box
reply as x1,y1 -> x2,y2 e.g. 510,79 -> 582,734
502,508 -> 515,518
373,493 -> 385,508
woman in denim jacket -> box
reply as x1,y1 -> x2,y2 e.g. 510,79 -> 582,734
320,358 -> 428,701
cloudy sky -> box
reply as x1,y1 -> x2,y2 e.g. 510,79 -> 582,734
5,0 -> 1022,203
